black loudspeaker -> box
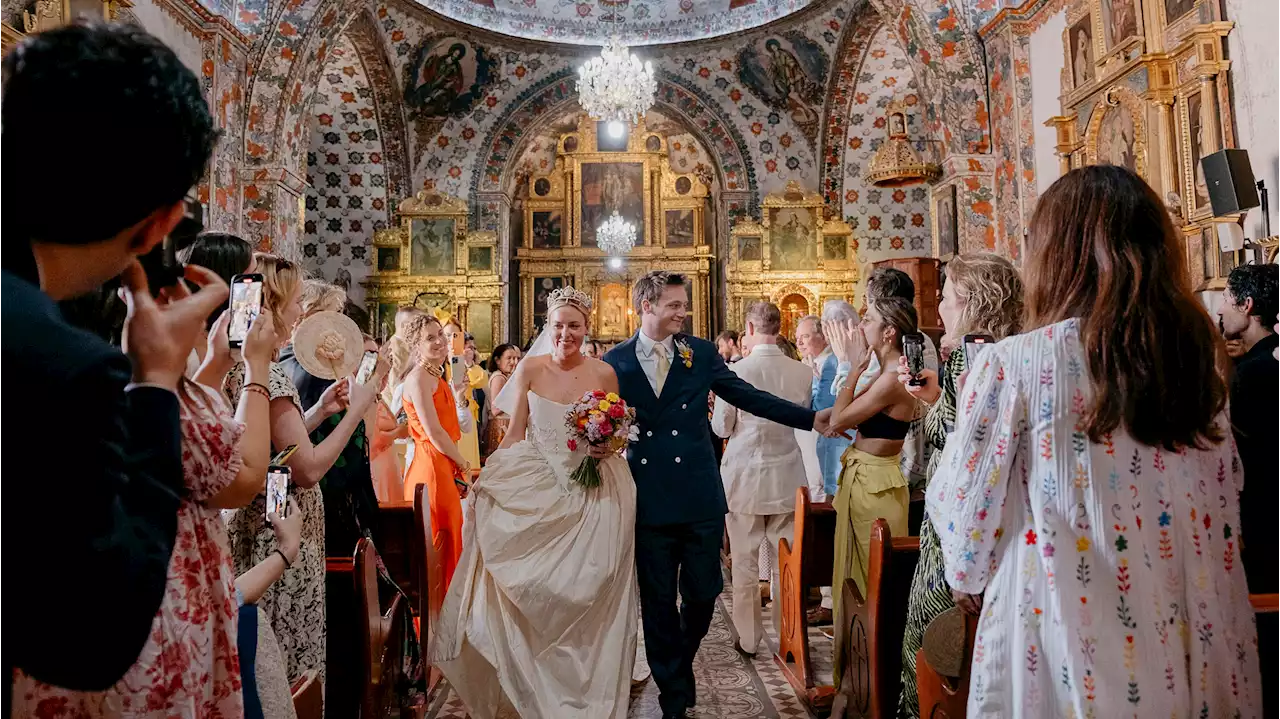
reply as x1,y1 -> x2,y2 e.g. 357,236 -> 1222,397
1202,148 -> 1260,216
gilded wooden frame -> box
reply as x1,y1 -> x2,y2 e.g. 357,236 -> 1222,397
398,189 -> 468,277
1083,85 -> 1147,180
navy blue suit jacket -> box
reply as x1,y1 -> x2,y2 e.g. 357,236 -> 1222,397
604,333 -> 816,527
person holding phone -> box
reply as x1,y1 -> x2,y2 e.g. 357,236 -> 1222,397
221,254 -> 384,688
890,253 -> 1024,719
400,314 -> 471,589
2,22 -> 229,691
825,296 -> 919,688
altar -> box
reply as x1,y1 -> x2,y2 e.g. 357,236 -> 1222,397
515,114 -> 714,343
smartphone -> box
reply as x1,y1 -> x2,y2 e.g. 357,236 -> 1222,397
962,333 -> 996,370
266,465 -> 291,518
903,332 -> 926,387
228,273 -> 264,348
356,350 -> 379,385
271,444 -> 299,466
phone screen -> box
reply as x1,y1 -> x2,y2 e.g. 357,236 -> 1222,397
356,350 -> 379,385
266,465 -> 291,518
963,334 -> 996,369
903,333 -> 926,386
228,274 -> 264,348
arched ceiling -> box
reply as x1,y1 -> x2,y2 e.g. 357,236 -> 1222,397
408,0 -> 822,45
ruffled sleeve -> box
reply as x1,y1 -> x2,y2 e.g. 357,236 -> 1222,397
925,345 -> 1024,594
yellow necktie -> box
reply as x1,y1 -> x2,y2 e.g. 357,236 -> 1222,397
654,342 -> 670,394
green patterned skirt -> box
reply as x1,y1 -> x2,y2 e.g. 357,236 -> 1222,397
896,509 -> 953,719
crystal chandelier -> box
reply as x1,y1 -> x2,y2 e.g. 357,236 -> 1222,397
577,35 -> 656,126
596,210 -> 637,256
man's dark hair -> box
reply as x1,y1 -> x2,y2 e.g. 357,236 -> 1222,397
1227,264 -> 1279,328
3,22 -> 219,247
866,267 -> 916,302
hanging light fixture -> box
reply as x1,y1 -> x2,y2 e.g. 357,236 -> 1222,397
596,210 -> 637,256
576,25 -> 656,126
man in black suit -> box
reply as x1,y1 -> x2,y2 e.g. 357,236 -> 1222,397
2,22 -> 226,694
603,272 -> 835,719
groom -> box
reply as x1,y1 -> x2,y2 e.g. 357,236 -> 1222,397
604,271 -> 832,719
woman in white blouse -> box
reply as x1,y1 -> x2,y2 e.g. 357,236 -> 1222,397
927,165 -> 1261,717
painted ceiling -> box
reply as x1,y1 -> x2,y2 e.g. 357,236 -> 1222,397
409,0 -> 821,45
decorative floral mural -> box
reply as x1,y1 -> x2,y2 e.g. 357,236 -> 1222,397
838,23 -> 933,262
302,32 -> 390,303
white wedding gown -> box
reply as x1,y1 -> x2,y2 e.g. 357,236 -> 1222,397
430,391 -> 639,718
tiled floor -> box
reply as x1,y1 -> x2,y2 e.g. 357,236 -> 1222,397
424,569 -> 835,718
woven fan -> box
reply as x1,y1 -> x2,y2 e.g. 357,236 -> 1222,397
293,311 -> 363,380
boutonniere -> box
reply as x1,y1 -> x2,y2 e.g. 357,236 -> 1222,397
674,338 -> 693,368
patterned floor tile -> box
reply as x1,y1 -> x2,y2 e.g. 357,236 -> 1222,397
424,568 -> 835,718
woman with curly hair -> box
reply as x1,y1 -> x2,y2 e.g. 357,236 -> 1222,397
893,253 -> 1024,718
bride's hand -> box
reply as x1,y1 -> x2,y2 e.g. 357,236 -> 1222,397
587,444 -> 615,459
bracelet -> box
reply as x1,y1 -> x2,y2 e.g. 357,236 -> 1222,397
274,548 -> 293,569
245,382 -> 270,394
244,384 -> 270,400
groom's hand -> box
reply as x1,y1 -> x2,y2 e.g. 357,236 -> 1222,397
587,444 -> 616,459
813,408 -> 850,439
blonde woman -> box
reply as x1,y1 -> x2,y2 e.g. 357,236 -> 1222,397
892,253 -> 1024,719
223,254 -> 383,685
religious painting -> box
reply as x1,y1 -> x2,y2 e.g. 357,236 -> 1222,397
376,246 -> 401,272
779,293 -> 809,341
1067,16 -> 1095,89
598,283 -> 630,338
823,234 -> 848,261
769,209 -> 816,270
666,209 -> 695,247
1101,0 -> 1139,51
468,245 -> 493,272
1186,91 -> 1211,212
736,31 -> 830,143
377,302 -> 397,341
580,163 -> 645,248
738,234 -> 762,261
532,210 -> 563,248
404,35 -> 499,119
410,218 -> 455,276
1098,105 -> 1137,173
680,282 -> 694,335
532,277 -> 564,331
1164,0 -> 1194,24
935,186 -> 957,259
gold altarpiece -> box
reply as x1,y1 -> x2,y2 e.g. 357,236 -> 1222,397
724,182 -> 856,339
1046,0 -> 1256,290
362,189 -> 503,353
516,114 -> 713,342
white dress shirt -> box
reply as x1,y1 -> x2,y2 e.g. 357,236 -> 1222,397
635,329 -> 676,395
711,343 -> 813,515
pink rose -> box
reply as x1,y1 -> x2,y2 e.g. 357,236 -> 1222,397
608,403 -> 625,419
567,439 -> 578,451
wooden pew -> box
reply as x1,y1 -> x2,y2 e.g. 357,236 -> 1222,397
775,486 -> 838,713
832,518 -> 920,719
413,483 -> 448,700
291,669 -> 322,719
325,556 -> 358,719
915,611 -> 979,719
376,500 -> 419,610
355,537 -> 409,719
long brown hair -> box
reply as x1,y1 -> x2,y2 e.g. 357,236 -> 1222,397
1023,165 -> 1226,451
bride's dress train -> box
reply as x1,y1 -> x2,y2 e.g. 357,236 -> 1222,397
429,391 -> 638,718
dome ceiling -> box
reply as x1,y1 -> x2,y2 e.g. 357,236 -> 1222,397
412,0 -> 820,46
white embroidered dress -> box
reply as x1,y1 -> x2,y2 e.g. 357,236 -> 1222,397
927,319 -> 1261,718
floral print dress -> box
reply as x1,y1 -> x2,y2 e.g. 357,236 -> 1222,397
224,362 -> 327,685
927,318 -> 1262,717
13,382 -> 244,717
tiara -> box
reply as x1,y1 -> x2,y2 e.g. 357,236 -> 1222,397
547,286 -> 593,312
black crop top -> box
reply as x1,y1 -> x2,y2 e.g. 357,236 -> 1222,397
858,411 -> 911,440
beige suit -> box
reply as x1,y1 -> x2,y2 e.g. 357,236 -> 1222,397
711,343 -> 812,651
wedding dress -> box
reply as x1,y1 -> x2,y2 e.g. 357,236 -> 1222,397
429,390 -> 639,718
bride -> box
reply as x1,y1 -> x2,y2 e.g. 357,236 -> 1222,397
429,286 -> 639,718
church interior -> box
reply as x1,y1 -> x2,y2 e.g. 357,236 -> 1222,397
3,0 -> 1277,714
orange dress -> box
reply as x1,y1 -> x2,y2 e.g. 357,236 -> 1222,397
403,376 -> 464,589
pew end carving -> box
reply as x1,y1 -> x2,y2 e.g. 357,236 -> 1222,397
832,519 -> 919,719
413,484 -> 447,700
915,610 -> 979,719
355,538 -> 409,719
775,487 -> 838,713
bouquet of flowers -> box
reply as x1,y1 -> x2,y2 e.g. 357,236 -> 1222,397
564,390 -> 638,489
